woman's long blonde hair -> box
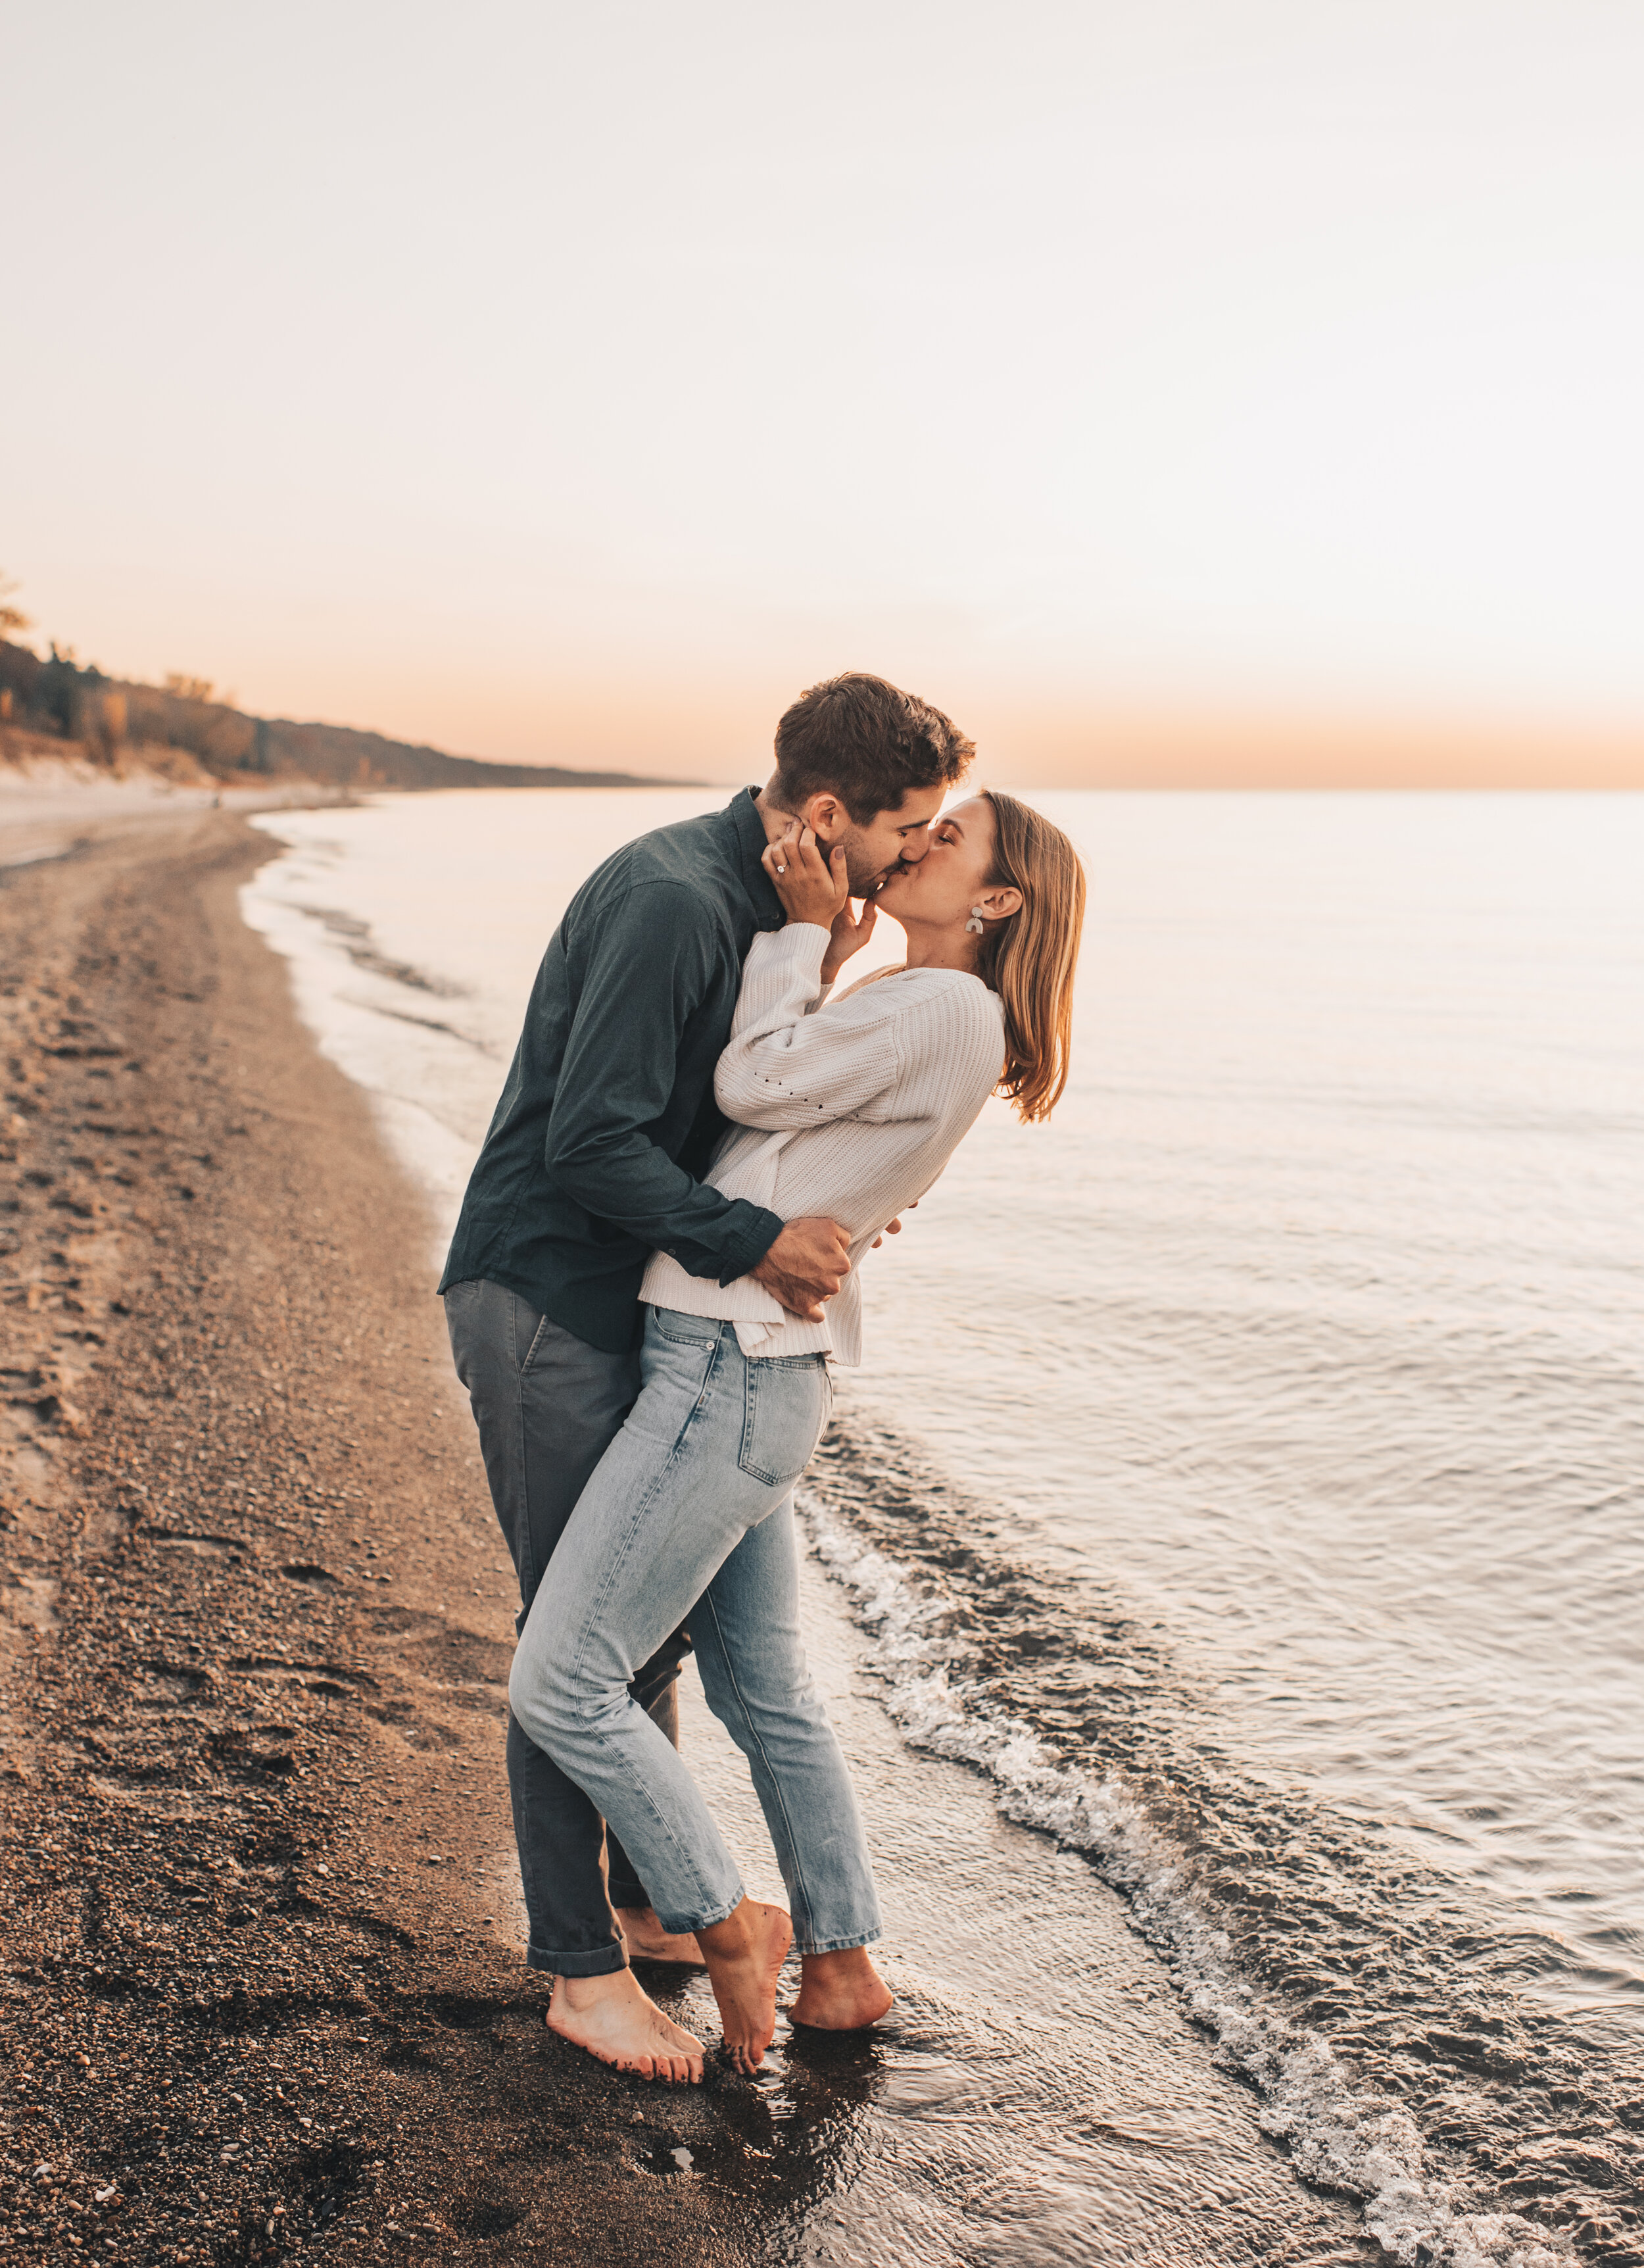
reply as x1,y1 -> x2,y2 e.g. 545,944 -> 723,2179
973,790 -> 1086,1122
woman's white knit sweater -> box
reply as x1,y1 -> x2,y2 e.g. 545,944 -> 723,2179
639,922 -> 1005,1365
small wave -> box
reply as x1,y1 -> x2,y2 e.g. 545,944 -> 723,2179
339,993 -> 496,1052
300,904 -> 471,1000
802,1416 -> 1644,2267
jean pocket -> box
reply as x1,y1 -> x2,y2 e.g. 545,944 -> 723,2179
635,1310 -> 723,1452
737,1354 -> 831,1489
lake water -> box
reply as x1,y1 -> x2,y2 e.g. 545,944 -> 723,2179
242,787 -> 1644,2265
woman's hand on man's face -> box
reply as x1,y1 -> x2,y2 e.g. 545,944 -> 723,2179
762,822 -> 878,978
763,822 -> 848,929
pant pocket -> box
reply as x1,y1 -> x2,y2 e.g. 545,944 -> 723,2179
737,1356 -> 831,1488
634,1313 -> 723,1454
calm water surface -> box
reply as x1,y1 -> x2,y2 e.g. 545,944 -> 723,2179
244,787 -> 1644,2259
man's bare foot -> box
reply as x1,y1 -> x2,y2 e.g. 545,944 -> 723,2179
790,1948 -> 894,2031
546,1969 -> 704,2083
696,1898 -> 793,2073
616,1904 -> 708,1968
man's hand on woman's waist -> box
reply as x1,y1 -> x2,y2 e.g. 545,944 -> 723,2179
752,1217 -> 852,1321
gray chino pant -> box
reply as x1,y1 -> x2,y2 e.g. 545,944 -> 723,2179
443,1276 -> 693,1977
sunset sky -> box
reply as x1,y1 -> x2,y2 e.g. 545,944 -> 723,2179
5,1 -> 1644,785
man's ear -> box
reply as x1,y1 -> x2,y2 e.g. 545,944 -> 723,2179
800,791 -> 849,841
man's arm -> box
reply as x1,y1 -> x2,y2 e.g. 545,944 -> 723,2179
544,878 -> 785,1283
548,882 -> 850,1313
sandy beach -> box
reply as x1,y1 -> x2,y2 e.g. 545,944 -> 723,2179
1,806 -> 1399,2267
0,809 -> 792,2264
9,1 -> 1644,2254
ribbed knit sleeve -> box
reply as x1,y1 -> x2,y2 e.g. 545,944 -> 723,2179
645,939 -> 1006,1365
713,925 -> 903,1129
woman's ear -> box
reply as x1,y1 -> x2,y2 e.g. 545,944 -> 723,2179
983,885 -> 1023,921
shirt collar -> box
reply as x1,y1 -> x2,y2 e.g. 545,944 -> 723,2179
729,787 -> 786,930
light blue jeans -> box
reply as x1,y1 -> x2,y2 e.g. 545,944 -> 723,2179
509,1308 -> 883,1952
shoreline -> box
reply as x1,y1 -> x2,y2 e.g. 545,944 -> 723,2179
0,812 -> 1388,2267
0,749 -> 355,877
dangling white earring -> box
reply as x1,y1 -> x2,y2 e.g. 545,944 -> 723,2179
965,904 -> 986,935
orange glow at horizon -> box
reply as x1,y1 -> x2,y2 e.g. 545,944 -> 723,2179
5,2 -> 1644,790
192,659 -> 1642,792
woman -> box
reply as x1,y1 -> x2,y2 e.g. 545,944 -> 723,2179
510,790 -> 1085,2079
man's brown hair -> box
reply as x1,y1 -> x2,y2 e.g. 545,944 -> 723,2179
773,672 -> 974,822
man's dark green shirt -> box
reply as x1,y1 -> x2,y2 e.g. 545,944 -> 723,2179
437,789 -> 788,1354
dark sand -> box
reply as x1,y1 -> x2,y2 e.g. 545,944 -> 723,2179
0,812 -> 779,2265
1,810 -> 1388,2268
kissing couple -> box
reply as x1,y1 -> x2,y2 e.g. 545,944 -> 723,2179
440,672 -> 1085,2080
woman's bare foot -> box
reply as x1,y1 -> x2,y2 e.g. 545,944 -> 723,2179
790,1948 -> 894,2031
616,1904 -> 708,1968
546,1969 -> 704,2082
696,1898 -> 793,2073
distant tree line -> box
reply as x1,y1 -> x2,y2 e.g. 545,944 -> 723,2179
0,626 -> 664,793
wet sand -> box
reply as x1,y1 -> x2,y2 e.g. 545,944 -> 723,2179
0,810 -> 1375,2264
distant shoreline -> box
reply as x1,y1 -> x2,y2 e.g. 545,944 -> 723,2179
0,638 -> 691,796
0,737 -> 723,882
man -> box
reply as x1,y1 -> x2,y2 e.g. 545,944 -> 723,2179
441,671 -> 975,2075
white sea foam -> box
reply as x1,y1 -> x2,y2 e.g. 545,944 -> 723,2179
237,872 -> 489,1258
800,1491 -> 1573,2268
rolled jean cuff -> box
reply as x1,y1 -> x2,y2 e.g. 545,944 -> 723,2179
651,1885 -> 744,1938
526,1936 -> 629,1980
797,1929 -> 883,1956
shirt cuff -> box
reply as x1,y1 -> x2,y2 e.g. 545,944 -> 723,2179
716,1203 -> 785,1288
